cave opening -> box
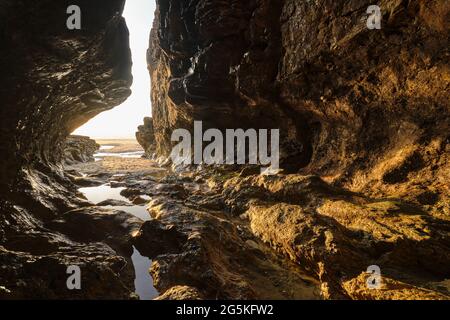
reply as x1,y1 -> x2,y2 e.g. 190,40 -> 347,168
68,0 -> 159,301
74,0 -> 154,141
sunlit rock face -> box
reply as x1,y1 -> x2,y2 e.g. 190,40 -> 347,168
0,0 -> 448,301
149,0 -> 306,169
0,0 -> 135,299
145,0 -> 450,299
149,0 -> 449,200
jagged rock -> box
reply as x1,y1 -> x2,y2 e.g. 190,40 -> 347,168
136,117 -> 156,156
0,0 -> 133,299
131,196 -> 148,205
96,199 -> 132,207
69,175 -> 105,187
120,188 -> 143,199
64,135 -> 99,165
0,243 -> 137,300
123,167 -> 450,299
0,0 -> 132,195
132,187 -> 320,300
342,273 -> 450,300
47,207 -> 142,256
155,286 -> 204,300
139,0 -> 449,300
0,203 -> 138,300
148,0 -> 449,191
0,0 -> 448,301
224,173 -> 450,298
133,219 -> 187,258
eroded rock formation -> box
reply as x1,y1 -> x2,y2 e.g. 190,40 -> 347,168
64,135 -> 99,164
136,117 -> 156,156
142,0 -> 450,299
0,0 -> 136,299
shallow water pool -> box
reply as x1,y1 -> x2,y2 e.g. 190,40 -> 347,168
79,184 -> 157,300
79,185 -> 126,204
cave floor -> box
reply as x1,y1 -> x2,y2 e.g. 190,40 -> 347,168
65,149 -> 321,300
58,140 -> 450,300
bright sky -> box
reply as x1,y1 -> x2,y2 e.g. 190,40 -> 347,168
74,0 -> 156,139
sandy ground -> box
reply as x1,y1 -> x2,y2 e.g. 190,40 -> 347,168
70,157 -> 165,175
66,139 -> 166,177
96,139 -> 144,153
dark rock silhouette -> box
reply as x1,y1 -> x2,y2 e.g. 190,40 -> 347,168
136,117 -> 156,156
0,0 -> 135,299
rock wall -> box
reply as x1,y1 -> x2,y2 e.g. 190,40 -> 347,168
0,0 -> 136,299
0,0 -> 132,202
0,0 -> 448,300
149,0 -> 449,200
145,0 -> 450,299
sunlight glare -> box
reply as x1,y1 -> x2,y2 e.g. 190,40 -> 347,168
73,0 -> 155,139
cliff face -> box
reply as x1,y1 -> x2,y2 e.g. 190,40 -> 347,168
149,0 -> 449,208
0,0 -> 132,202
0,0 -> 136,299
144,0 -> 450,298
136,117 -> 156,156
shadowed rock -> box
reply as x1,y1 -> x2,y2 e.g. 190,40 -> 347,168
0,0 -> 448,301
0,0 -> 134,299
133,220 -> 187,258
136,117 -> 156,156
64,135 -> 99,165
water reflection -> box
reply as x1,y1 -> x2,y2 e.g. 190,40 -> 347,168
79,185 -> 126,204
79,183 -> 157,300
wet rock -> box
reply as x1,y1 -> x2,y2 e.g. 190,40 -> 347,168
47,207 -> 143,256
120,188 -> 142,199
64,135 -> 100,165
133,220 -> 187,258
0,0 -> 132,194
155,286 -> 204,300
71,176 -> 105,187
133,193 -> 320,300
1,0 -> 449,301
131,196 -> 149,205
97,199 -> 132,207
0,203 -> 137,300
0,0 -> 133,299
0,243 -> 136,300
153,183 -> 189,199
136,117 -> 156,156
110,181 -> 128,188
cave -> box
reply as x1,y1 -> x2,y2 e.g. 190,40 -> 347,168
0,0 -> 449,302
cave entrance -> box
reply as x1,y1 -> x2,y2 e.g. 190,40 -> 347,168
70,0 -> 159,301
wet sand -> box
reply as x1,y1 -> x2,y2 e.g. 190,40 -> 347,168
95,139 -> 144,154
67,139 -> 166,177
